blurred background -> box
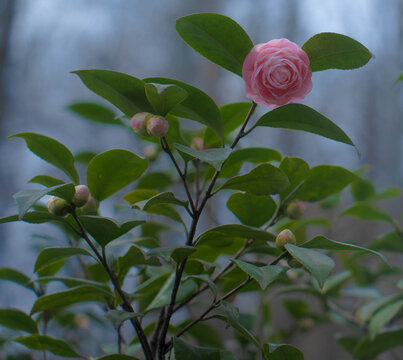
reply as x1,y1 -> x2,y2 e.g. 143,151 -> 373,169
0,0 -> 402,359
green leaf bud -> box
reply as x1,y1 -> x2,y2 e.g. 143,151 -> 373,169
275,229 -> 297,249
47,196 -> 71,217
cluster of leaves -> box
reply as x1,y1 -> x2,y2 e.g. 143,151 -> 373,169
0,12 -> 402,360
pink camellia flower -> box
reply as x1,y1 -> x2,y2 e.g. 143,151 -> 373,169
242,39 -> 312,108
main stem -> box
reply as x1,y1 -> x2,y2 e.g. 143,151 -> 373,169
157,102 -> 257,358
72,212 -> 153,360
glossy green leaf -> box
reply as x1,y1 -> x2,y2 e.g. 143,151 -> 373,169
285,243 -> 335,288
357,294 -> 402,323
341,203 -> 394,224
175,143 -> 231,170
143,192 -> 188,211
253,104 -> 356,148
13,183 -> 75,219
227,192 -> 276,227
144,77 -> 223,140
279,156 -> 311,200
322,270 -> 352,294
173,337 -> 235,360
292,165 -> 359,201
34,247 -> 94,273
264,343 -> 304,360
220,147 -> 282,178
302,236 -> 387,263
87,149 -> 148,201
79,216 -> 144,247
182,274 -> 218,297
369,299 -> 403,338
14,335 -> 82,358
68,102 -> 121,125
28,175 -> 65,187
145,203 -> 184,223
137,172 -> 173,190
232,260 -> 285,290
144,83 -> 188,116
176,13 -> 253,76
73,70 -> 153,115
0,211 -> 69,226
123,189 -> 157,205
0,309 -> 38,333
34,276 -> 110,290
219,164 -> 290,195
0,268 -> 35,292
9,133 -> 79,184
351,179 -> 375,201
31,285 -> 113,313
302,32 -> 372,71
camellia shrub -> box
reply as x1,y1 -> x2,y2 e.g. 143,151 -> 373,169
1,12 -> 402,360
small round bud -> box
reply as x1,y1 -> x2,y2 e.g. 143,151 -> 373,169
287,257 -> 303,268
74,314 -> 90,329
130,112 -> 153,136
143,144 -> 159,161
72,185 -> 90,207
80,196 -> 99,215
286,201 -> 306,219
191,137 -> 204,150
146,115 -> 169,137
47,196 -> 71,217
275,229 -> 297,249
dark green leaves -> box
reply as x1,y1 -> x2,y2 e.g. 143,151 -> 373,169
0,268 -> 35,292
292,165 -> 359,202
174,143 -> 231,170
68,102 -> 121,125
220,164 -> 289,195
34,247 -> 94,273
0,309 -> 38,333
79,216 -> 144,247
302,32 -> 372,71
144,83 -> 188,116
341,203 -> 394,224
253,104 -> 356,149
73,70 -> 153,115
285,243 -> 335,288
31,285 -> 113,313
227,193 -> 276,227
87,149 -> 148,201
232,260 -> 285,290
14,183 -> 75,219
176,13 -> 253,76
14,335 -> 82,358
9,133 -> 79,184
264,343 -> 304,360
144,77 -> 223,140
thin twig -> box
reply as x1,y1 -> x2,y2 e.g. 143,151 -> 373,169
161,137 -> 196,215
71,211 -> 153,360
157,102 -> 257,358
151,307 -> 166,358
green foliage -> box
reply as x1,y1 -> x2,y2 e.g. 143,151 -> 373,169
3,11 -> 400,360
176,13 -> 253,76
87,149 -> 148,201
302,32 -> 372,71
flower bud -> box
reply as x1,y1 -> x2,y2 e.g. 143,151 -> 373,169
47,196 -> 71,217
72,185 -> 90,207
286,201 -> 306,219
191,137 -> 204,150
130,112 -> 153,136
80,196 -> 99,215
146,115 -> 169,137
275,229 -> 296,249
74,314 -> 90,329
143,144 -> 159,162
